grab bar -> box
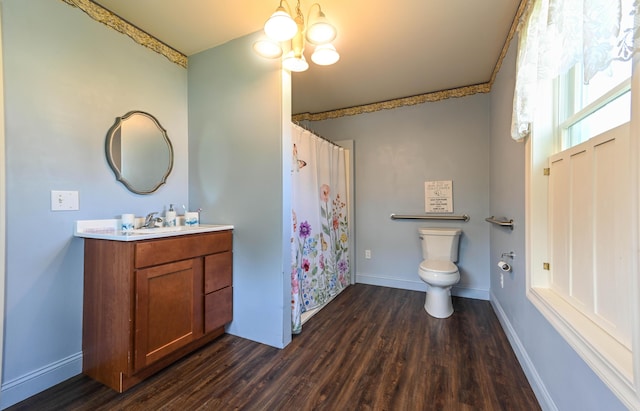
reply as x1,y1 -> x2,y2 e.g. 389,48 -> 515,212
390,213 -> 470,222
485,216 -> 514,230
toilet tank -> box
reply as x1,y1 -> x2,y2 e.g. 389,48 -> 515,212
418,227 -> 462,262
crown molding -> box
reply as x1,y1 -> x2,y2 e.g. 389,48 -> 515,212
292,83 -> 492,122
60,0 -> 187,68
293,0 -> 528,122
61,0 -> 528,122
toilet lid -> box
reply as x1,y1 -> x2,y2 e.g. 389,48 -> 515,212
419,260 -> 458,274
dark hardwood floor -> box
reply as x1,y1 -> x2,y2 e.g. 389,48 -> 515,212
8,284 -> 540,411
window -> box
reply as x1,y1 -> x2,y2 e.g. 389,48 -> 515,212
515,0 -> 640,405
527,60 -> 638,407
557,60 -> 631,151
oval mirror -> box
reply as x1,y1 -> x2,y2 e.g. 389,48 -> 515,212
105,111 -> 173,194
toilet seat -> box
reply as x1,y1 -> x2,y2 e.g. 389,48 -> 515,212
419,260 -> 458,274
418,260 -> 460,288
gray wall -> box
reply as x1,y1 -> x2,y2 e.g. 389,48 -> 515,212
488,38 -> 626,410
303,96 -> 491,300
187,33 -> 292,348
0,0 -> 628,409
1,0 -> 188,407
1,3 -> 291,406
302,37 -> 626,411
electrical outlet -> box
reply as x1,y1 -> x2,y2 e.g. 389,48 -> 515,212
51,190 -> 79,211
365,249 -> 371,259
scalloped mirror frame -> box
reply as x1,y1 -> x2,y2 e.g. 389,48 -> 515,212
105,110 -> 174,195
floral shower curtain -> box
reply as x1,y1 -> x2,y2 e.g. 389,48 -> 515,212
290,123 -> 350,334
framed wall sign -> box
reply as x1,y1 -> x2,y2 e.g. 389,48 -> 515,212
425,180 -> 453,213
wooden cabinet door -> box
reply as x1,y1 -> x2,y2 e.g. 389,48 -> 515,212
134,258 -> 204,371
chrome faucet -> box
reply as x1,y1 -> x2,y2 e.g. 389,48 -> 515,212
143,212 -> 162,228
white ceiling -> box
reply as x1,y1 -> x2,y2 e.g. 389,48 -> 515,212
92,0 -> 521,115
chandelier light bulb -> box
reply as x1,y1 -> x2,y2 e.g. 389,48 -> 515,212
283,52 -> 309,72
253,39 -> 283,59
311,43 -> 340,65
306,14 -> 337,45
264,8 -> 298,42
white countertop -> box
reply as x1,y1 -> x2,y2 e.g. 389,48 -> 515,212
74,219 -> 233,242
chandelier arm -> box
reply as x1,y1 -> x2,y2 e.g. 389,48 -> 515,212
306,3 -> 322,25
278,0 -> 293,16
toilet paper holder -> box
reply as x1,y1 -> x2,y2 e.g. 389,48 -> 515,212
497,261 -> 512,272
498,251 -> 515,272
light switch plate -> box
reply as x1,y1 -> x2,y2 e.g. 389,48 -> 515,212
51,190 -> 79,211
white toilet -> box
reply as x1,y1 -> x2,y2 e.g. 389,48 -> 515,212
417,227 -> 462,318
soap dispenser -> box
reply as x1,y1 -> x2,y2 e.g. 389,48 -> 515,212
165,204 -> 177,227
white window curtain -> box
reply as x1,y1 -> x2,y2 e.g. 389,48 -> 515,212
511,0 -> 640,141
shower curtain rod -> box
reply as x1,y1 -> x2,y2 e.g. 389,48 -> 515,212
293,120 -> 341,148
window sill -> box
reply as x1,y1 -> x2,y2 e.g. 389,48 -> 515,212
527,287 -> 638,408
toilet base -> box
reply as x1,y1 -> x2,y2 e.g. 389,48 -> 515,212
424,286 -> 454,318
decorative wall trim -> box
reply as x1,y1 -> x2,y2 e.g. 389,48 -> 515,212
61,0 -> 528,121
292,83 -> 492,122
488,0 -> 529,86
293,0 -> 529,122
60,0 -> 187,68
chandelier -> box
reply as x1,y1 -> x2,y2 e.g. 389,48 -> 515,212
253,1 -> 340,72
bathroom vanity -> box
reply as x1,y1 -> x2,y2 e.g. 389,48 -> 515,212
76,223 -> 233,392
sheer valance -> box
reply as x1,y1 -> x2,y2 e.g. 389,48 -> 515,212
511,0 -> 640,141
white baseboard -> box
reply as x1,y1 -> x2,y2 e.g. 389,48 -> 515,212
356,273 -> 489,300
0,352 -> 82,409
490,292 -> 557,411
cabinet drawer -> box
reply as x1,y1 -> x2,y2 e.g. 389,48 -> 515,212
204,252 -> 232,293
205,287 -> 233,333
135,230 -> 232,268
